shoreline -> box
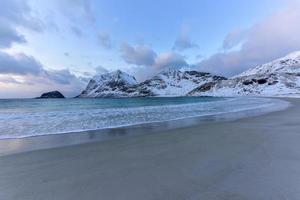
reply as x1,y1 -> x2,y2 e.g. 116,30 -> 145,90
0,98 -> 300,199
0,97 -> 286,140
0,97 -> 289,156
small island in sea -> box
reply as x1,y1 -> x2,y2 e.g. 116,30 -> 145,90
37,91 -> 65,99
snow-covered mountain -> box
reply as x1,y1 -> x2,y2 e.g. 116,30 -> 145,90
238,51 -> 300,76
79,52 -> 300,98
79,69 -> 226,97
189,51 -> 300,97
79,70 -> 138,97
133,69 -> 226,96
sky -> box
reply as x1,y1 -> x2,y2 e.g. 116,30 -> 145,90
0,0 -> 299,98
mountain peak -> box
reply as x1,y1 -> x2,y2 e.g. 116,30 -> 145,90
79,70 -> 138,97
93,70 -> 137,86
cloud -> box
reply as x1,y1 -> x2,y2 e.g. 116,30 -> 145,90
0,52 -> 44,75
0,52 -> 77,84
129,66 -> 158,82
121,43 -> 190,80
0,0 -> 43,31
70,26 -> 83,37
73,0 -> 95,23
121,43 -> 188,69
98,32 -> 112,49
131,52 -> 189,81
44,69 -> 80,85
173,34 -> 198,51
94,65 -> 108,74
0,52 -> 86,97
0,76 -> 21,84
195,54 -> 204,60
0,0 -> 43,48
197,3 -> 300,77
121,43 -> 157,66
0,23 -> 26,48
57,0 -> 95,23
222,28 -> 247,50
154,52 -> 188,69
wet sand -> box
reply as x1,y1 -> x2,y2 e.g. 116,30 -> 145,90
0,98 -> 300,200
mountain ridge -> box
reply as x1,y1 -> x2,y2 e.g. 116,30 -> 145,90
79,69 -> 226,97
79,51 -> 300,98
189,51 -> 300,97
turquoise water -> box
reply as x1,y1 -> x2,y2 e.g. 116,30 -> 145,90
0,97 -> 224,113
0,97 -> 289,139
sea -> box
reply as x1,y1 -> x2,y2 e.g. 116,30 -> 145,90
0,97 -> 289,139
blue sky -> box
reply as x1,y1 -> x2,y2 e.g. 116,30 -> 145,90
0,0 -> 299,98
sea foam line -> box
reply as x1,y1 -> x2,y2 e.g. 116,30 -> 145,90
0,98 -> 290,140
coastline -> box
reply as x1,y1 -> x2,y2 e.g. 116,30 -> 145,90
0,98 -> 300,199
0,97 -> 289,156
0,96 -> 285,141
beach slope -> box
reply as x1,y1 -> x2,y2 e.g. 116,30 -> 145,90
0,98 -> 300,200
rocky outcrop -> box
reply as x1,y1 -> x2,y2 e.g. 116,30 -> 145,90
38,91 -> 65,98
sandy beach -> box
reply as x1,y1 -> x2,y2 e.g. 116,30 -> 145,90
0,98 -> 300,200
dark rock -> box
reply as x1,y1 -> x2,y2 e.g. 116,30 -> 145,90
213,75 -> 227,81
38,91 -> 65,99
243,80 -> 253,85
185,71 -> 210,77
257,79 -> 268,84
189,82 -> 218,94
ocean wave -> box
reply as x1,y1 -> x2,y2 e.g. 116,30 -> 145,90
0,97 -> 290,139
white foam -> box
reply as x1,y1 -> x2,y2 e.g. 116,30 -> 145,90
0,98 -> 290,139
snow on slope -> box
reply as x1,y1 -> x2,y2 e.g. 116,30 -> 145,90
79,69 -> 226,97
79,52 -> 300,98
79,70 -> 138,97
135,69 -> 226,96
238,51 -> 300,76
189,52 -> 300,97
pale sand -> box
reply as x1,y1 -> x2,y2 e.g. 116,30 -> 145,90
0,98 -> 300,200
